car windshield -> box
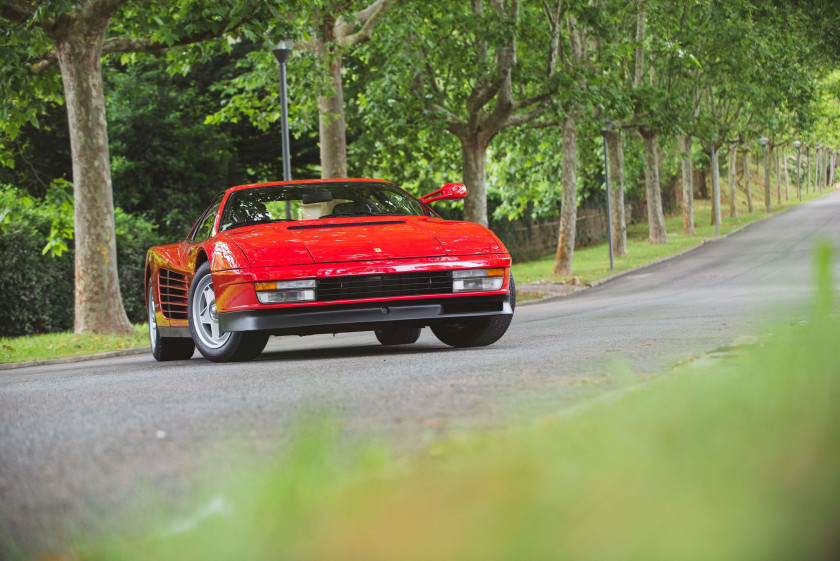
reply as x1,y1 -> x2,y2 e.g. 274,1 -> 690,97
218,181 -> 432,232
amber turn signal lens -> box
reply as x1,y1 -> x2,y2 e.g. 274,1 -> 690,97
487,268 -> 506,277
254,281 -> 277,291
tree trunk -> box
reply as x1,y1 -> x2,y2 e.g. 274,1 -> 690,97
318,51 -> 348,178
460,135 -> 489,226
55,16 -> 134,335
710,144 -> 720,226
638,129 -> 667,244
696,169 -> 708,199
744,150 -> 754,213
775,149 -> 782,204
553,115 -> 579,275
728,146 -> 738,217
783,149 -> 790,201
764,145 -> 773,210
807,149 -> 812,193
606,130 -> 627,256
679,135 -> 695,235
831,153 -> 836,187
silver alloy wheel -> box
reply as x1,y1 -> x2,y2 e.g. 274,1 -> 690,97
191,273 -> 231,349
148,285 -> 158,354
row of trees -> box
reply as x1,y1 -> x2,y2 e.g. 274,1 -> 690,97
1,0 -> 839,334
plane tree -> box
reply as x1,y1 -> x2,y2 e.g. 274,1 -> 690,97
357,0 -> 566,227
0,0 -> 272,334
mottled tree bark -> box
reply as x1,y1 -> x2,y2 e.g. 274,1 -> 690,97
679,135 -> 695,235
710,144 -> 720,226
807,148 -> 812,193
743,150 -> 754,213
638,129 -> 667,244
553,114 -> 580,275
318,51 -> 348,178
775,148 -> 782,204
54,7 -> 133,335
783,149 -> 790,201
728,147 -> 738,218
313,0 -> 394,179
765,145 -> 773,210
460,135 -> 489,227
606,130 -> 627,256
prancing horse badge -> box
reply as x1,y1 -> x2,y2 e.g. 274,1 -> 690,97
374,248 -> 382,253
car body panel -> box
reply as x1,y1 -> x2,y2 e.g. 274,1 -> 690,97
145,179 -> 513,337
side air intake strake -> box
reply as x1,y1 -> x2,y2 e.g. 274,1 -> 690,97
158,269 -> 189,319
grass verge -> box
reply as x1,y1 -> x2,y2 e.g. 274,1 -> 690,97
71,243 -> 840,561
513,190 -> 832,285
0,325 -> 148,364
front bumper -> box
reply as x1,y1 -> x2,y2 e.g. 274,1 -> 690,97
218,293 -> 513,335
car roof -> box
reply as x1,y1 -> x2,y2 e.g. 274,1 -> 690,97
225,178 -> 393,194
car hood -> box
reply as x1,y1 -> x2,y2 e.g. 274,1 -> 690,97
224,217 -> 503,267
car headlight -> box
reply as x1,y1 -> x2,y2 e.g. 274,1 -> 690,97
452,268 -> 505,292
255,279 -> 317,304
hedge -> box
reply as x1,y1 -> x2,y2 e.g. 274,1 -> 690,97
0,184 -> 162,337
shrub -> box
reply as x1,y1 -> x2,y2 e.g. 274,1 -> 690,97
0,183 -> 162,337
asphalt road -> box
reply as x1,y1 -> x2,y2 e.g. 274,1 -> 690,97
2,192 -> 839,556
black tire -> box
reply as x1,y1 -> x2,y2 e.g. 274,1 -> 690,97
431,273 -> 516,348
148,284 -> 195,361
188,262 -> 269,362
375,325 -> 422,345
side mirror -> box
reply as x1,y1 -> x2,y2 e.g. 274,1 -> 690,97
420,182 -> 467,204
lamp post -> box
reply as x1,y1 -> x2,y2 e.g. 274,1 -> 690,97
272,39 -> 294,219
601,120 -> 614,271
760,137 -> 770,213
793,140 -> 802,202
711,134 -> 721,234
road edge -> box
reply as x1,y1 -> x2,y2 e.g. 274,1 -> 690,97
518,198 -> 809,306
0,346 -> 149,371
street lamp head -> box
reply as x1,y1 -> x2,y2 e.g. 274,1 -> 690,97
759,137 -> 769,146
272,39 -> 294,64
793,140 -> 801,149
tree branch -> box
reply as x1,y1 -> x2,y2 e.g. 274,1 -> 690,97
31,29 -> 223,75
1,0 -> 35,24
523,119 -> 561,129
632,0 -> 646,90
467,0 -> 518,116
503,98 -> 553,128
336,0 -> 394,48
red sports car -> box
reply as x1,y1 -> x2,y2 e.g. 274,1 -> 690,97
145,179 -> 515,362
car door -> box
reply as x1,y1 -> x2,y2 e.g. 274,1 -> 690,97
181,192 -> 226,273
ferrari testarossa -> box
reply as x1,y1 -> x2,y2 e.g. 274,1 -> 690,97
145,179 -> 515,362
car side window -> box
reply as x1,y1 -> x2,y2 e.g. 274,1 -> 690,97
189,194 -> 224,242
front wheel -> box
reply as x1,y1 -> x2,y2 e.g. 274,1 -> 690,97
431,274 -> 516,348
148,284 -> 195,361
188,263 -> 269,362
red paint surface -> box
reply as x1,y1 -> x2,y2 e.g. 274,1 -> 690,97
146,179 -> 512,326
